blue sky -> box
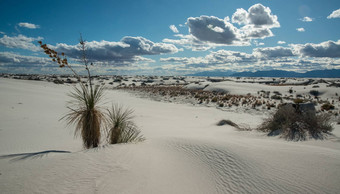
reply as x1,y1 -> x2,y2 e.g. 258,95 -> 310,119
0,0 -> 340,75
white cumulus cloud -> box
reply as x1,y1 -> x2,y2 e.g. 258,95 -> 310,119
232,8 -> 248,25
292,40 -> 340,58
327,8 -> 340,19
163,34 -> 214,51
248,4 -> 280,27
277,41 -> 286,44
242,26 -> 273,39
253,46 -> 295,58
232,4 -> 280,28
18,22 -> 40,29
53,36 -> 178,66
186,4 -> 280,46
165,4 -> 280,50
160,39 -> 340,74
296,28 -> 305,32
0,35 -> 42,51
0,52 -> 50,67
300,16 -> 313,22
169,25 -> 179,33
187,15 -> 241,45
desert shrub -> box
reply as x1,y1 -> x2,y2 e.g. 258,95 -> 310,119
321,103 -> 335,111
53,79 -> 64,84
106,105 -> 145,144
293,98 -> 304,104
222,95 -> 231,101
211,96 -> 218,102
271,95 -> 282,100
288,88 -> 293,94
257,105 -> 333,140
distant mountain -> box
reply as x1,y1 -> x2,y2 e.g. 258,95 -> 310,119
303,69 -> 340,78
187,69 -> 340,78
231,70 -> 301,77
186,70 -> 235,77
232,69 -> 340,78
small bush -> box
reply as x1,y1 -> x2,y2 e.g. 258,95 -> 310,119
211,96 -> 218,102
106,105 -> 145,144
257,105 -> 333,140
271,95 -> 282,100
288,88 -> 293,94
321,103 -> 335,111
293,98 -> 304,104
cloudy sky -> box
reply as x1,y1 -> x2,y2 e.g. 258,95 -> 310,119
0,0 -> 340,75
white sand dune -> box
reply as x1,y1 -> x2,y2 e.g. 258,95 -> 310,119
1,78 -> 340,193
203,80 -> 337,98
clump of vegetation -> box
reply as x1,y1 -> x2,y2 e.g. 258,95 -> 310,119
288,87 -> 294,94
106,105 -> 145,144
321,103 -> 335,111
271,95 -> 282,100
257,105 -> 333,140
211,96 -> 218,102
293,98 -> 304,104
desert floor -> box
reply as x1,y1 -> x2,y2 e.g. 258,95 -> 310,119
1,77 -> 340,194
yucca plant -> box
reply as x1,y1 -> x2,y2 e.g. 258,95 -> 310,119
39,35 -> 106,148
62,84 -> 105,148
106,105 -> 145,144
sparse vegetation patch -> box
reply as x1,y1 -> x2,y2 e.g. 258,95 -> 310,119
257,104 -> 333,141
106,105 -> 145,144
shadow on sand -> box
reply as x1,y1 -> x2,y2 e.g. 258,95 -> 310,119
0,150 -> 71,162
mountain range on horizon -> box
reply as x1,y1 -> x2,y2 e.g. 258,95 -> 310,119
187,69 -> 340,78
